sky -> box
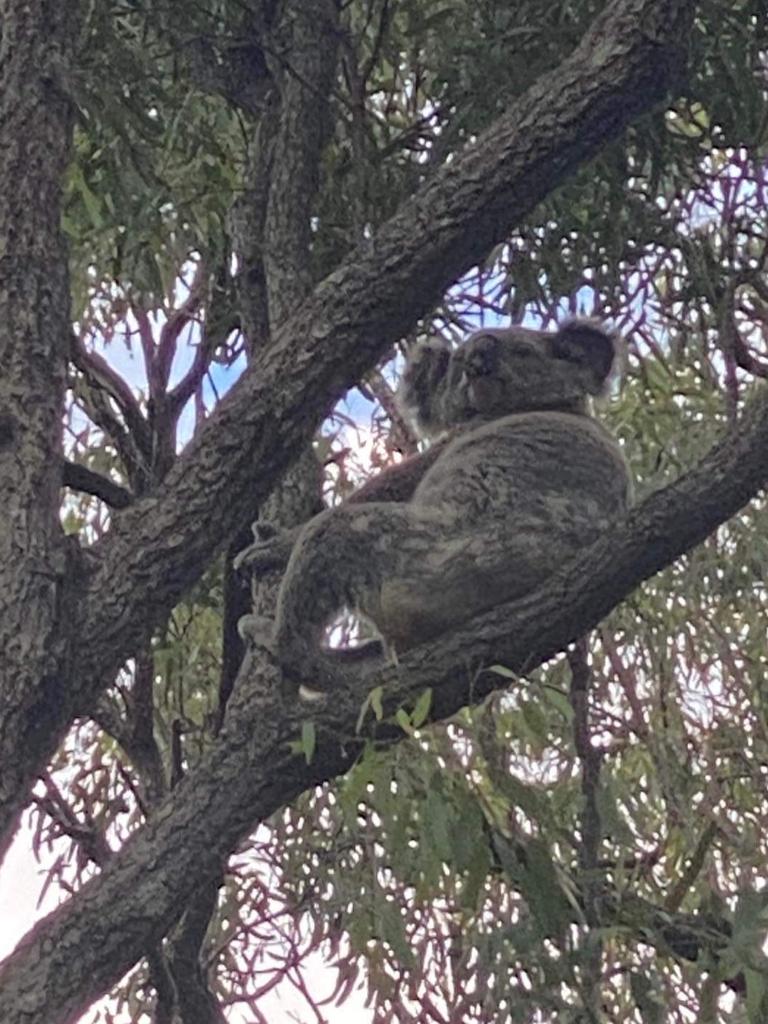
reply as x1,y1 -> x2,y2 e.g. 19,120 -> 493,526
0,828 -> 59,960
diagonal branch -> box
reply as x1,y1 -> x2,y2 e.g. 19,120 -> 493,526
0,0 -> 697,858
81,0 -> 696,675
70,332 -> 153,459
61,459 -> 133,510
1,370 -> 766,1024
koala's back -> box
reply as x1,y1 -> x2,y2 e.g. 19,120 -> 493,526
374,411 -> 630,649
260,319 -> 634,688
416,411 -> 628,521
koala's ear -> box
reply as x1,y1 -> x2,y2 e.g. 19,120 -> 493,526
396,336 -> 452,433
408,336 -> 451,384
552,319 -> 618,394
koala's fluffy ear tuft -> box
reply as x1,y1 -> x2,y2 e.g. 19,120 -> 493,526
396,336 -> 452,434
552,319 -> 620,395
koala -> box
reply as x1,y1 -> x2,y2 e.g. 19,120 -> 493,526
239,319 -> 631,694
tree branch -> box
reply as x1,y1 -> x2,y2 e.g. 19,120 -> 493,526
0,0 -> 697,860
2,371 -> 767,1024
81,0 -> 696,674
182,30 -> 272,116
167,267 -> 238,419
70,332 -> 153,460
263,0 -> 340,315
217,0 -> 339,716
61,459 -> 133,510
166,876 -> 227,1024
155,263 -> 209,396
67,373 -> 147,490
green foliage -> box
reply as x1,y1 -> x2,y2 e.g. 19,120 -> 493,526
65,1 -> 244,315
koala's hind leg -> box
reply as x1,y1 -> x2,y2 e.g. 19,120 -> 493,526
270,502 -> 447,692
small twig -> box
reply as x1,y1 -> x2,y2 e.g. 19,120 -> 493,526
568,636 -> 604,1023
35,774 -> 113,869
665,819 -> 719,913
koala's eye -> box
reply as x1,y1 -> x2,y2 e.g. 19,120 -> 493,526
552,339 -> 588,364
503,341 -> 542,363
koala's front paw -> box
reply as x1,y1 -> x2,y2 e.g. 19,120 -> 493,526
237,614 -> 277,652
233,523 -> 295,573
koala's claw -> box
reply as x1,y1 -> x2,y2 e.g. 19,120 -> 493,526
252,520 -> 278,542
237,614 -> 277,652
233,523 -> 296,573
236,618 -> 345,698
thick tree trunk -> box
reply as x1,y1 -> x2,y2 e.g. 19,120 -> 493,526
0,1 -> 79,853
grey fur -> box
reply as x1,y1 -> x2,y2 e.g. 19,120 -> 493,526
239,319 -> 631,694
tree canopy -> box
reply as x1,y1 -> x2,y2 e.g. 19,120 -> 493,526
0,0 -> 767,1021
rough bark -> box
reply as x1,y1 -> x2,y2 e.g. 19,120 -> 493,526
1,366 -> 766,1024
71,0 -> 694,724
0,0 -> 80,853
262,0 -> 339,313
173,6 -> 340,1018
166,879 -> 228,1024
0,0 -> 696,858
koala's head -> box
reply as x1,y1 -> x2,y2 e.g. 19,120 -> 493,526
454,319 -> 620,420
397,319 -> 620,436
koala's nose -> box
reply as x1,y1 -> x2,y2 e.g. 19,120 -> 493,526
466,335 -> 499,376
468,377 -> 503,409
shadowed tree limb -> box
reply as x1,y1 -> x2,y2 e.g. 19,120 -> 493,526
61,459 -> 134,509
